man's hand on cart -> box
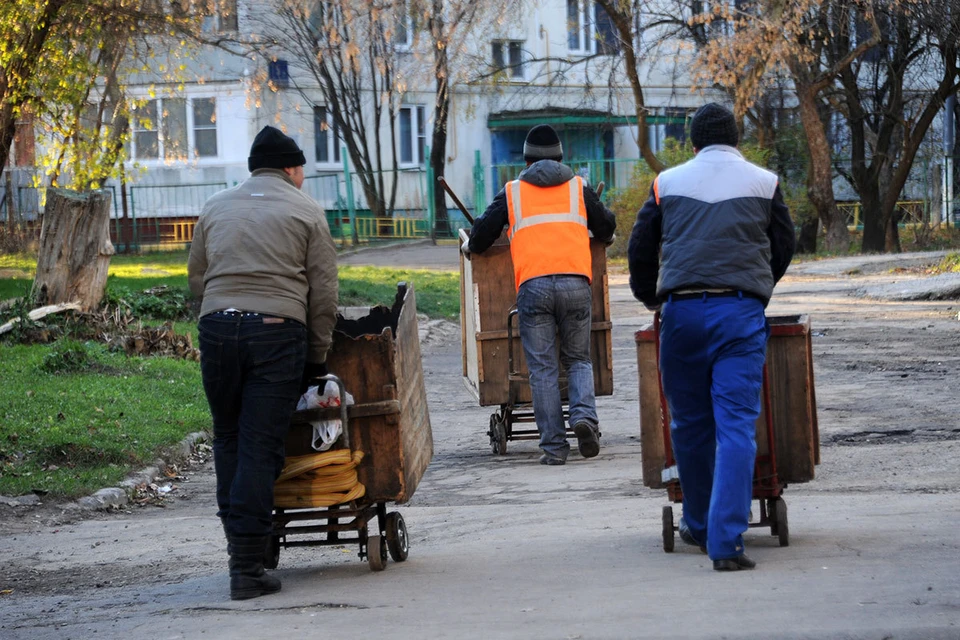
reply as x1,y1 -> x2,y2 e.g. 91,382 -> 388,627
300,361 -> 329,393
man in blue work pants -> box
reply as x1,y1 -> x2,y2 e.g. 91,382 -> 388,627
660,294 -> 769,563
627,103 -> 796,570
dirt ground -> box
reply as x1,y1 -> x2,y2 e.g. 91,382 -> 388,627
1,247 -> 959,639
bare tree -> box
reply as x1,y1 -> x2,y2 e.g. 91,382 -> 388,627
830,0 -> 960,252
254,0 -> 412,221
691,0 -> 883,252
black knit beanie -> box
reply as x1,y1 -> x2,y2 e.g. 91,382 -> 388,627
523,124 -> 563,162
690,103 -> 739,150
248,125 -> 306,172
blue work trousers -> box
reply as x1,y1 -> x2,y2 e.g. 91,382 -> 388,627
659,294 -> 768,560
198,312 -> 307,538
517,275 -> 598,459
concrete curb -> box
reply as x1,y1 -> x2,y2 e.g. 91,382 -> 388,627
71,431 -> 211,512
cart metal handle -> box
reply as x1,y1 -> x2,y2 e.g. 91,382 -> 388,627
507,307 -> 519,376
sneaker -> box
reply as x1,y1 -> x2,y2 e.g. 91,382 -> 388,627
573,423 -> 600,458
539,453 -> 566,466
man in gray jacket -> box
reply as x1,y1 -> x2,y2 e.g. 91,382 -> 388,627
627,103 -> 795,571
188,125 -> 338,599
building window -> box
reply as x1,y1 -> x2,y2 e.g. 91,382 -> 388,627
399,105 -> 426,165
193,98 -> 218,157
394,0 -> 415,50
492,41 -> 524,78
130,97 -> 218,161
567,1 -> 616,55
133,101 -> 159,160
314,106 -> 341,165
202,0 -> 238,33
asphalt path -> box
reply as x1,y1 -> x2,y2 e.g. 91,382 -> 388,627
1,245 -> 958,639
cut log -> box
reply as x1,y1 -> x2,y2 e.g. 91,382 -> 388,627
32,189 -> 115,311
0,301 -> 82,336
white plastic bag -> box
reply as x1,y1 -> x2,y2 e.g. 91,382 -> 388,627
297,380 -> 355,451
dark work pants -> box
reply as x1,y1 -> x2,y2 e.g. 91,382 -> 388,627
659,294 -> 768,560
198,312 -> 307,538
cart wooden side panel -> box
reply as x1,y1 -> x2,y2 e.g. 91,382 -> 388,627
635,314 -> 818,489
460,229 -> 613,407
286,285 -> 432,504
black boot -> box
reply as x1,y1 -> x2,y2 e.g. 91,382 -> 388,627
228,535 -> 281,600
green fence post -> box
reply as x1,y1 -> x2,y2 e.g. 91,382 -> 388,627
130,186 -> 139,253
342,146 -> 358,246
425,145 -> 435,242
473,149 -> 486,217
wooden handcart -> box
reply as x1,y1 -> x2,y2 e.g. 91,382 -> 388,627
266,283 -> 433,571
635,314 -> 820,552
459,229 -> 614,454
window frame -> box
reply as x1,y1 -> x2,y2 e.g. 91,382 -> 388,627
128,96 -> 219,163
567,0 -> 616,56
398,105 -> 426,167
393,0 -> 415,51
492,40 -> 525,79
314,105 -> 341,168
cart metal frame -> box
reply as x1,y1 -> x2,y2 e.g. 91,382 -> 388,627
486,307 -> 601,454
265,375 -> 411,572
651,316 -> 791,552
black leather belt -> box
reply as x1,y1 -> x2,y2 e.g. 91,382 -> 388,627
667,290 -> 764,302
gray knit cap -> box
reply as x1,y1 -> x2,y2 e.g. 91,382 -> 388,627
523,124 -> 563,161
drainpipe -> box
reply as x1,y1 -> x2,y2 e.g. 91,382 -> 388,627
944,94 -> 956,224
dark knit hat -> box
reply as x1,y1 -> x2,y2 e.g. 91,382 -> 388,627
248,125 -> 306,172
690,103 -> 739,150
523,124 -> 563,161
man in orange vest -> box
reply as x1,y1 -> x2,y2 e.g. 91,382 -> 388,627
464,124 -> 616,465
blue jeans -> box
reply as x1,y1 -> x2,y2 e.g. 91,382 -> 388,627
659,294 -> 768,560
516,275 -> 598,459
198,312 -> 307,538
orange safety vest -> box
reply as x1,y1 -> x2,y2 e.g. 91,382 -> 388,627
505,176 -> 591,290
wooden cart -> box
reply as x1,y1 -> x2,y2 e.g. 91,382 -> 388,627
266,283 -> 433,571
634,314 -> 819,551
459,228 -> 614,454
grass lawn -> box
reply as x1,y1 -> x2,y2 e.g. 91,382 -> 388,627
0,249 -> 460,499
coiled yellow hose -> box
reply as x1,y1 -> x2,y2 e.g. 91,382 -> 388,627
274,449 -> 366,509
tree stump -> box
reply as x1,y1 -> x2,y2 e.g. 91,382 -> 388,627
32,189 -> 115,311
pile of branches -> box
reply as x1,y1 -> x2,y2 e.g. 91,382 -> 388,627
0,295 -> 199,361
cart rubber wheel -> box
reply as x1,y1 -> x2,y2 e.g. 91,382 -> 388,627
662,505 -> 675,553
263,535 -> 280,570
385,512 -> 409,562
492,416 -> 508,455
766,498 -> 778,536
488,415 -> 500,454
367,534 -> 387,571
775,498 -> 789,547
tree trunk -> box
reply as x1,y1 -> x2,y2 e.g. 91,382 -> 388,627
796,85 -> 849,252
32,189 -> 115,311
859,186 -> 886,252
796,217 -> 819,253
430,2 -> 451,241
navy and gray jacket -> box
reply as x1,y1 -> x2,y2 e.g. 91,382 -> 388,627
468,160 -> 616,253
627,145 -> 796,308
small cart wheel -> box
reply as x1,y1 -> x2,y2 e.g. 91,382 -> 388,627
775,498 -> 789,547
662,505 -> 675,553
367,534 -> 387,571
385,512 -> 409,562
491,416 -> 508,455
766,498 -> 779,536
263,535 -> 281,570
